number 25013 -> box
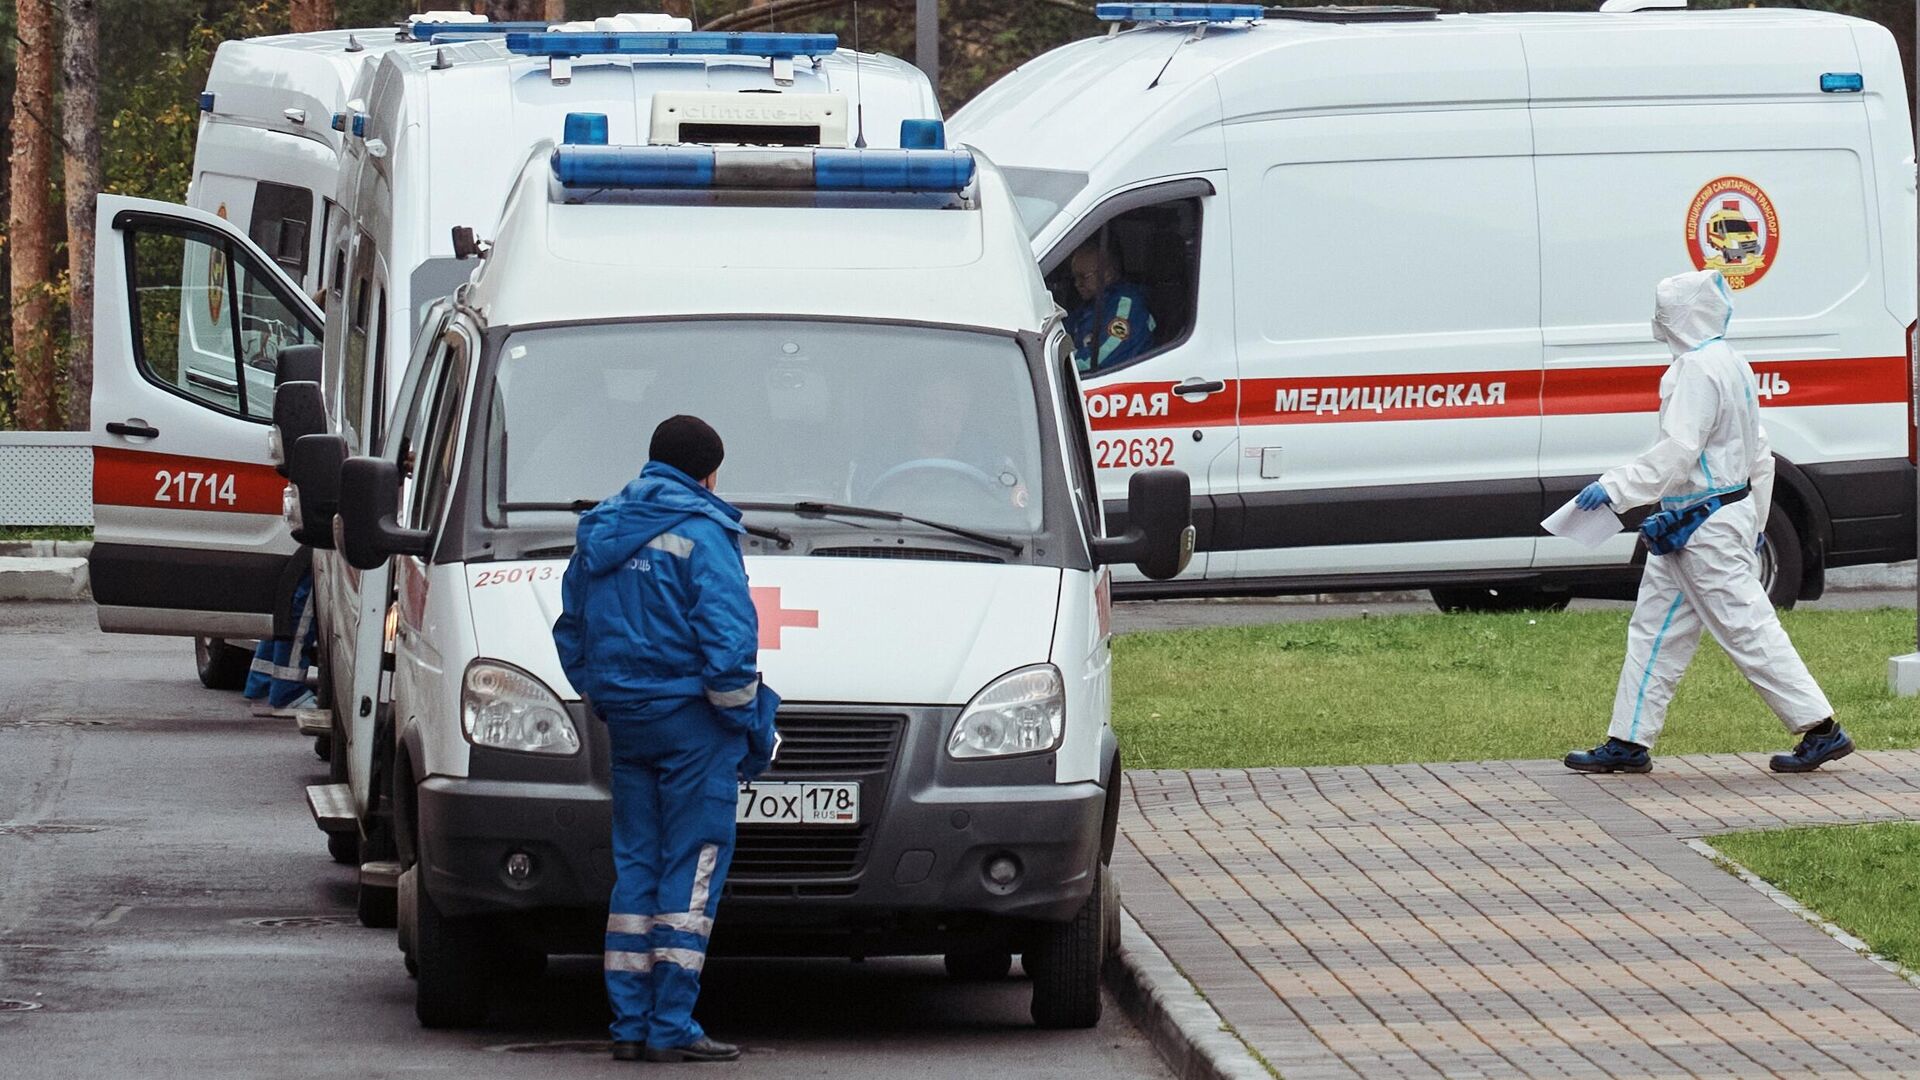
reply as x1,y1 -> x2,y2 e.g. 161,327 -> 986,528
153,469 -> 237,507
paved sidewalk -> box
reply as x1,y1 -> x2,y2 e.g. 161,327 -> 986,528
1118,752 -> 1920,1079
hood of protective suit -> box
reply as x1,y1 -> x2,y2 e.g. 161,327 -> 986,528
1652,269 -> 1733,356
572,461 -> 743,577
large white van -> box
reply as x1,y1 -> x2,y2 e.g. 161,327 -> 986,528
951,2 -> 1917,611
291,136 -> 1192,1029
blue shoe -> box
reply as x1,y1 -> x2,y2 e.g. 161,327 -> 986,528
1564,737 -> 1651,774
1770,721 -> 1853,773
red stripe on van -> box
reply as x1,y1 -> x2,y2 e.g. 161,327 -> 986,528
94,446 -> 284,515
1543,355 -> 1907,415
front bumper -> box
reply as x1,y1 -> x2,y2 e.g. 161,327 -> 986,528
414,703 -> 1106,947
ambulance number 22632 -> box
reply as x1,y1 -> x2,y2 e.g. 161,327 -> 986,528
1094,437 -> 1175,469
153,469 -> 237,507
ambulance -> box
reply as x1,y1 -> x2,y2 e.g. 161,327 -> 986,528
951,1 -> 1917,611
293,130 -> 1191,1028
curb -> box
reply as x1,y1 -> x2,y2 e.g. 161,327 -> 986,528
0,556 -> 89,601
1106,908 -> 1273,1080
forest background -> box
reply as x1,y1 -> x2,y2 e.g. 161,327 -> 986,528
0,0 -> 1911,431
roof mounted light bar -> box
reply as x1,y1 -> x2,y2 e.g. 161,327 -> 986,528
1095,4 -> 1264,22
406,19 -> 553,41
505,31 -> 839,60
550,145 -> 975,194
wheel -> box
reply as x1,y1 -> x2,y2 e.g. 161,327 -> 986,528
1101,863 -> 1121,962
194,637 -> 252,691
1025,862 -> 1108,1029
1758,504 -> 1802,610
358,876 -> 398,929
397,865 -> 419,961
1430,585 -> 1573,614
326,710 -> 349,785
412,876 -> 493,1028
498,943 -> 548,984
313,734 -> 331,762
327,830 -> 358,866
944,949 -> 1013,981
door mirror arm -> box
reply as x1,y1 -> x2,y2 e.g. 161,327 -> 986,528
1090,468 -> 1196,581
337,456 -> 431,571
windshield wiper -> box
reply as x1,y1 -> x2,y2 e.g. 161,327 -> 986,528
499,500 -> 793,549
739,501 -> 1023,555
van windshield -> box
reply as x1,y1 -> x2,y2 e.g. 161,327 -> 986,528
484,320 -> 1046,536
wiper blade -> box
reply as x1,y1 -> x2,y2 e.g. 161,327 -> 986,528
501,500 -> 792,549
741,501 -> 1023,555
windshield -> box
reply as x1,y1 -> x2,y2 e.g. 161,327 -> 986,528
484,320 -> 1047,536
1000,166 -> 1090,238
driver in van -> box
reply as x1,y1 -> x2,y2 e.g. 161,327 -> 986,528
552,415 -> 780,1065
854,370 -> 1029,512
1065,242 -> 1155,373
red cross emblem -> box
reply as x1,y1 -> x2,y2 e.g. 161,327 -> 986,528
751,586 -> 818,650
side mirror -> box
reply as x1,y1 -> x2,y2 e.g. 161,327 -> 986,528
1091,468 -> 1195,581
288,434 -> 348,549
337,456 -> 431,571
274,343 -> 323,388
270,381 -> 326,476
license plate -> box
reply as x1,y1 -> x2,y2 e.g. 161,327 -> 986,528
736,782 -> 859,825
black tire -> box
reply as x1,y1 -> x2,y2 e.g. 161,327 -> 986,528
1025,862 -> 1108,1030
1430,585 -> 1573,614
326,710 -> 349,785
313,735 -> 331,762
326,830 -> 358,866
412,879 -> 492,1028
194,637 -> 252,691
498,944 -> 548,984
1759,505 -> 1802,610
358,877 -> 398,929
944,949 -> 1013,981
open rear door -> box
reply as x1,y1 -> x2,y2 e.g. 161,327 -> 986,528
90,195 -> 322,636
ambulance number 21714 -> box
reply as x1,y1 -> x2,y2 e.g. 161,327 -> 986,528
1094,437 -> 1175,469
153,469 -> 237,507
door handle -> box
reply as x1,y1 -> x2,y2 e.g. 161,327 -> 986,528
1172,379 -> 1226,397
106,420 -> 160,439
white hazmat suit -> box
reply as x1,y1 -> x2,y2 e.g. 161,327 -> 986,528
1598,270 -> 1832,749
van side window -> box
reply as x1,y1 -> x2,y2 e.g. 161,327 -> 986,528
1054,335 -> 1102,535
370,286 -> 388,451
341,234 -> 376,452
1044,197 -> 1201,376
410,343 -> 469,535
246,181 -> 312,279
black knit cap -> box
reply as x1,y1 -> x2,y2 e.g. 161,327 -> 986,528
649,415 -> 725,481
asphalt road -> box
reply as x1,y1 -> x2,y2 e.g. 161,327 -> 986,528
0,603 -> 1169,1080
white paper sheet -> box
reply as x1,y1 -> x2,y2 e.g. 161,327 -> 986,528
1542,497 -> 1623,549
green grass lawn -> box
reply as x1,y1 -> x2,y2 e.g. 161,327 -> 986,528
1709,823 -> 1920,975
0,525 -> 92,542
1113,607 -> 1920,769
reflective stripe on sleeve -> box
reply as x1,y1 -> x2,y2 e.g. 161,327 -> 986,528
645,532 -> 696,558
704,678 -> 759,709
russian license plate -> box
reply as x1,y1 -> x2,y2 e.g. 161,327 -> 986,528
736,782 -> 860,825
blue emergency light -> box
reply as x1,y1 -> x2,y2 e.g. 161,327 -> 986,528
330,112 -> 346,132
1820,72 -> 1864,93
900,119 -> 946,150
563,112 -> 610,145
551,145 -> 976,193
1095,3 -> 1264,22
505,31 -> 838,60
199,91 -> 216,112
406,19 -> 553,41
351,114 -> 367,137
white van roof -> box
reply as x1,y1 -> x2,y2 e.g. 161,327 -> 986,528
462,147 -> 1051,334
952,7 -> 1900,247
201,28 -> 433,153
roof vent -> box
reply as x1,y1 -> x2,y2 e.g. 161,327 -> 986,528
1268,6 -> 1440,23
1599,0 -> 1686,11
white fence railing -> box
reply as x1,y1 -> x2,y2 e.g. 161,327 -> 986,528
0,432 -> 92,526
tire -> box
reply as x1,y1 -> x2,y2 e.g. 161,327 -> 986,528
358,876 -> 398,929
412,878 -> 492,1028
944,949 -> 1013,981
1025,862 -> 1108,1030
194,637 -> 252,691
327,710 -> 349,785
1430,585 -> 1573,614
313,735 -> 331,762
327,830 -> 358,866
1759,505 -> 1802,610
1101,864 -> 1121,963
498,943 -> 548,984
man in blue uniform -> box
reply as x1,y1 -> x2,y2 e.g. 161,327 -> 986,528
553,415 -> 779,1064
1065,243 -> 1155,373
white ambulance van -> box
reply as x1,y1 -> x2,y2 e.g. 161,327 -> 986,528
292,134 -> 1192,1029
951,1 -> 1917,611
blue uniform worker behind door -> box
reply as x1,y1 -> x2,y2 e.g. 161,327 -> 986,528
1065,243 -> 1155,373
553,415 -> 779,1065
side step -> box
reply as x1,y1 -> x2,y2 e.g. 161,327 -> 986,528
292,708 -> 331,738
305,783 -> 357,836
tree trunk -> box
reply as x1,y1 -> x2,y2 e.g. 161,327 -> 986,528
291,0 -> 337,34
545,0 -> 567,22
62,0 -> 102,432
9,0 -> 58,430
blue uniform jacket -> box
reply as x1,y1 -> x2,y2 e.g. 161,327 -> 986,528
552,462 -> 776,738
1067,283 -> 1156,373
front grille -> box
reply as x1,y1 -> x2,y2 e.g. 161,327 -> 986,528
765,714 -> 903,776
812,546 -> 1003,564
731,826 -> 869,878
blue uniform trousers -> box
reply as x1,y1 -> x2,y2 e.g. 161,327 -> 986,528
603,699 -> 745,1048
244,571 -> 314,707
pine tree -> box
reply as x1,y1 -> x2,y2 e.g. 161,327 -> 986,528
9,0 -> 57,430
62,0 -> 101,432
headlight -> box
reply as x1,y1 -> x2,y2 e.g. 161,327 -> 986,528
461,661 -> 580,755
282,484 -> 302,532
948,664 -> 1064,760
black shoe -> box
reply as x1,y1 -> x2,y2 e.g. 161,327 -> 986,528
1564,737 -> 1652,774
611,1041 -> 646,1062
644,1037 -> 741,1063
1771,721 -> 1853,773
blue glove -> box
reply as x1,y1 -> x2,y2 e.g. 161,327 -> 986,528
740,721 -> 777,783
1575,481 -> 1612,511
1756,532 -> 1768,554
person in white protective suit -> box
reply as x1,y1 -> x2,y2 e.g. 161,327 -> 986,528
1564,269 -> 1853,775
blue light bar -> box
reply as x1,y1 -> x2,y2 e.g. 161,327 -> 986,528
199,91 -> 216,113
407,19 -> 552,41
1820,72 -> 1864,93
551,145 -> 976,194
900,119 -> 946,150
1095,3 -> 1264,22
330,112 -> 346,132
563,112 -> 610,145
505,31 -> 838,60
351,114 -> 367,137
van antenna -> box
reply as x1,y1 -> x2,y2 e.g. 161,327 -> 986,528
852,0 -> 867,148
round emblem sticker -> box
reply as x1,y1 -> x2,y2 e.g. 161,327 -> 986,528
1686,177 -> 1778,289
